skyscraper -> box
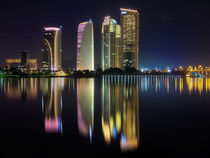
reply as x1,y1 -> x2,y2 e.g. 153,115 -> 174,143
115,25 -> 122,69
42,27 -> 62,71
101,16 -> 121,70
77,20 -> 94,71
120,8 -> 139,70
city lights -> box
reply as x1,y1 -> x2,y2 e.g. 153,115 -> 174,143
0,1 -> 210,157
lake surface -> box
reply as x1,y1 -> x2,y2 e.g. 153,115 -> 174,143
0,76 -> 210,157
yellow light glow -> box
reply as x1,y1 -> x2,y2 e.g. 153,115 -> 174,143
120,8 -> 138,13
44,39 -> 53,68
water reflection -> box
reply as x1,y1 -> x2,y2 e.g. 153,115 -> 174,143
140,76 -> 210,95
2,76 -> 210,153
41,78 -> 64,134
0,78 -> 38,102
102,77 -> 139,151
77,79 -> 94,142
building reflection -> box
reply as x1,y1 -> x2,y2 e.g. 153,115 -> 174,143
101,77 -> 139,151
0,78 -> 37,102
77,79 -> 94,142
185,77 -> 208,95
41,78 -> 64,134
139,76 -> 210,95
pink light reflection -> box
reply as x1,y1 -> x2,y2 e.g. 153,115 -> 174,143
45,118 -> 59,133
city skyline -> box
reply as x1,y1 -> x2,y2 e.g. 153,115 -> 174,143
0,1 -> 210,156
0,0 -> 210,70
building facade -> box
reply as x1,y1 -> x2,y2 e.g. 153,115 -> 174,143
77,21 -> 94,71
101,16 -> 121,70
120,8 -> 139,70
19,51 -> 30,69
42,27 -> 62,71
115,25 -> 122,69
5,51 -> 37,71
5,59 -> 38,71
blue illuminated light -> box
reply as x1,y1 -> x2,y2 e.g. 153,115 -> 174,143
89,125 -> 92,143
42,96 -> 44,113
121,134 -> 127,146
113,125 -> 117,139
58,117 -> 61,131
122,11 -> 127,14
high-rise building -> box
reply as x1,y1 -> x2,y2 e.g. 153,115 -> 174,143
101,16 -> 121,70
120,8 -> 139,70
115,25 -> 122,68
77,20 -> 94,71
42,27 -> 62,71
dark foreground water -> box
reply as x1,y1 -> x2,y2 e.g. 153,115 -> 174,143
0,76 -> 210,157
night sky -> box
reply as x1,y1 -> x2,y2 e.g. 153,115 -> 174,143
0,0 -> 210,70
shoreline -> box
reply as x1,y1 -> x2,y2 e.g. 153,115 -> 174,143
0,74 -> 190,78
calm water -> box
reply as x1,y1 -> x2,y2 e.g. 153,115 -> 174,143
1,76 -> 210,157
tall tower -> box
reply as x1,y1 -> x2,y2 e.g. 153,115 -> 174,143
101,16 -> 121,70
115,25 -> 121,69
77,20 -> 94,71
42,27 -> 62,71
120,8 -> 139,70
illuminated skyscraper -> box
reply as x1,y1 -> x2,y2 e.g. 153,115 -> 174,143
120,8 -> 139,70
115,25 -> 122,68
77,79 -> 94,142
101,16 -> 121,70
42,27 -> 62,71
77,21 -> 94,71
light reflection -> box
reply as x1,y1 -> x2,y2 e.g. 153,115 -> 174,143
102,77 -> 139,151
1,76 -> 210,152
139,76 -> 210,95
0,78 -> 37,101
179,77 -> 183,94
41,78 -> 64,134
77,79 -> 94,142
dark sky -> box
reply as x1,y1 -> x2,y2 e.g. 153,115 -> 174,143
0,0 -> 210,69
